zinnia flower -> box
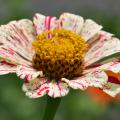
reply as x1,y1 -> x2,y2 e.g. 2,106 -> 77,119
86,87 -> 120,104
0,13 -> 120,98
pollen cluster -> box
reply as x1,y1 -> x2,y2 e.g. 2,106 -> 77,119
32,29 -> 88,80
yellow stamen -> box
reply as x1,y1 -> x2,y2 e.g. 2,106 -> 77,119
32,29 -> 88,80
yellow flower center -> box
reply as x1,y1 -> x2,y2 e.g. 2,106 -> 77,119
32,29 -> 88,80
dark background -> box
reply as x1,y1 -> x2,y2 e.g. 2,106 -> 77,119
0,0 -> 120,120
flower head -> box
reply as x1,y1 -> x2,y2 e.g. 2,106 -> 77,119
32,29 -> 88,80
0,13 -> 120,98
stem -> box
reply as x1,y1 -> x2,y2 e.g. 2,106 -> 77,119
42,96 -> 61,120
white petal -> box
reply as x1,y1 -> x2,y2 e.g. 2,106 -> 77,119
16,65 -> 43,81
103,82 -> 120,97
23,78 -> 48,98
88,61 -> 120,96
85,33 -> 120,67
0,19 -> 35,64
80,19 -> 102,41
60,12 -> 84,34
47,81 -> 69,98
87,30 -> 113,46
62,78 -> 88,90
0,46 -> 31,65
17,19 -> 36,43
62,61 -> 120,97
62,70 -> 108,90
94,61 -> 120,73
0,60 -> 16,75
23,78 -> 69,98
33,13 -> 59,34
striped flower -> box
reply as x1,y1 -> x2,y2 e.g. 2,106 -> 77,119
0,13 -> 120,98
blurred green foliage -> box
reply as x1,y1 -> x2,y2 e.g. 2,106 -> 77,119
0,0 -> 120,120
0,74 -> 120,120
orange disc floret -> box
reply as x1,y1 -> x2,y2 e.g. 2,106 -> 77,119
32,29 -> 88,80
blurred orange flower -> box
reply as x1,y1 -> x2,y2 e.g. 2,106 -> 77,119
86,70 -> 120,104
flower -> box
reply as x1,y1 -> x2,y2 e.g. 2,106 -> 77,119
0,13 -> 120,98
86,87 -> 120,104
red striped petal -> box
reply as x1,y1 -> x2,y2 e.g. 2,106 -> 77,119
85,33 -> 120,67
33,13 -> 60,34
59,13 -> 84,34
0,60 -> 16,75
16,65 -> 43,81
0,19 -> 36,65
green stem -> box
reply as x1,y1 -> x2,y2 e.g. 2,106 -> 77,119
42,96 -> 61,120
